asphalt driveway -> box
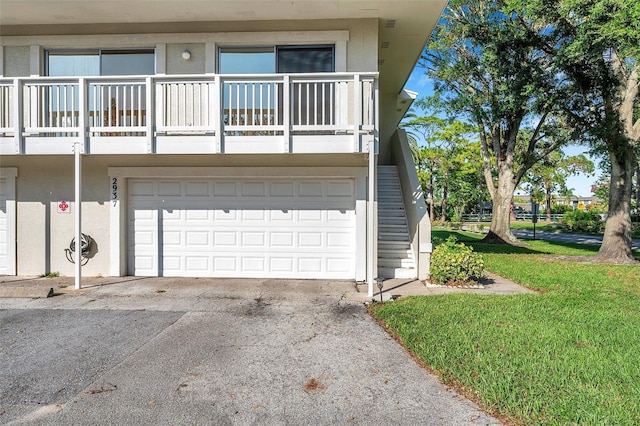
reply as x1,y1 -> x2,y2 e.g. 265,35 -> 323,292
0,278 -> 500,425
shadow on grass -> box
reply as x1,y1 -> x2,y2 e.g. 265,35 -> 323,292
432,229 -> 612,256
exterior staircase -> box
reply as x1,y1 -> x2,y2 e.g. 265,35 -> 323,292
377,165 -> 416,279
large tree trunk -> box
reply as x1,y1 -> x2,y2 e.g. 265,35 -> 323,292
545,183 -> 552,222
596,148 -> 637,263
482,167 -> 521,244
636,158 -> 640,215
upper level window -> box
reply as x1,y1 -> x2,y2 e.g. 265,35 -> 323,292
218,45 -> 334,74
218,47 -> 275,74
277,46 -> 334,73
46,49 -> 155,76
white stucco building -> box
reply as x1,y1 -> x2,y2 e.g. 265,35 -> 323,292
0,0 -> 443,294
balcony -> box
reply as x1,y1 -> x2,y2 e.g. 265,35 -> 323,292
0,72 -> 377,155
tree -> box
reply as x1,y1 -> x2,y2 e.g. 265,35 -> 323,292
402,111 -> 479,222
401,114 -> 447,220
447,141 -> 489,221
517,0 -> 640,263
428,120 -> 477,222
420,0 -> 571,244
558,187 -> 576,207
523,151 -> 595,221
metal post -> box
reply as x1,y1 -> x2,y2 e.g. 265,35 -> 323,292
367,138 -> 375,297
74,140 -> 82,290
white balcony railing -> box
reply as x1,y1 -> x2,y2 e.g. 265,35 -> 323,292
0,73 -> 378,155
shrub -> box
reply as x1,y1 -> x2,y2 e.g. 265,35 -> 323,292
560,210 -> 604,233
430,236 -> 484,285
431,219 -> 444,228
550,204 -> 573,214
449,222 -> 462,230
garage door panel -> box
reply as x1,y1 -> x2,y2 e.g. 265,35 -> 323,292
270,210 -> 294,221
186,181 -> 210,196
214,257 -> 237,272
241,232 -> 266,247
327,181 -> 354,197
129,178 -> 356,278
327,257 -> 351,272
298,257 -> 322,273
270,182 -> 294,196
158,181 -> 182,196
241,210 -> 265,221
130,181 -> 155,196
298,181 -> 323,196
185,231 -> 210,246
270,232 -> 294,247
242,182 -> 266,196
298,232 -> 322,247
213,232 -> 237,246
242,257 -> 266,272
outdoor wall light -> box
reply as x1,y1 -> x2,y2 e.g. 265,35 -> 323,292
182,50 -> 191,60
375,277 -> 385,303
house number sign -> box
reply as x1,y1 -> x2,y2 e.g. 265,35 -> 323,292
112,177 -> 118,207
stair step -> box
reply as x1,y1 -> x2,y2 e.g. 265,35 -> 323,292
379,218 -> 407,225
378,241 -> 412,250
379,230 -> 410,237
379,224 -> 408,231
378,258 -> 416,268
377,266 -> 417,279
377,165 -> 415,274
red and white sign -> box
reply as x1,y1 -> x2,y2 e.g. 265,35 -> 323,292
57,200 -> 71,214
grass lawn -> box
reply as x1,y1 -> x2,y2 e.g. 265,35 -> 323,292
510,220 -> 640,238
510,221 -> 565,233
370,230 -> 640,425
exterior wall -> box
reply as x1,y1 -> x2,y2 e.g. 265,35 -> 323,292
0,19 -> 378,278
0,19 -> 378,76
3,46 -> 30,77
3,154 -> 368,277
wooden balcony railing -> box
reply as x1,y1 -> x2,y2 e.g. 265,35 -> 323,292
0,73 -> 378,155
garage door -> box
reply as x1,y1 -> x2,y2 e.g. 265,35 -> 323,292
0,178 -> 7,275
128,179 -> 356,279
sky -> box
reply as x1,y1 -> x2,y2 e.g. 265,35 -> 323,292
403,67 -> 600,198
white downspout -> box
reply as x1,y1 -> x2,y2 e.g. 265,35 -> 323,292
367,138 -> 376,297
74,140 -> 82,290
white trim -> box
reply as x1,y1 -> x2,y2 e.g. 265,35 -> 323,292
335,40 -> 347,72
155,43 -> 167,75
0,168 -> 17,275
367,139 -> 375,297
109,173 -> 126,276
108,166 -> 367,278
74,141 -> 82,289
29,45 -> 40,76
355,176 -> 366,282
107,167 -> 367,179
2,31 -> 350,47
0,46 -> 4,77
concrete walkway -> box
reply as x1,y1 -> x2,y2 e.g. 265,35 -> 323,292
0,275 -> 527,425
0,272 -> 534,302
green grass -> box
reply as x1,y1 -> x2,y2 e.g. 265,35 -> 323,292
510,221 -> 565,233
371,230 -> 640,425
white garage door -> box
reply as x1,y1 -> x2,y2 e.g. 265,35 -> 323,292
128,178 -> 356,279
0,178 -> 7,275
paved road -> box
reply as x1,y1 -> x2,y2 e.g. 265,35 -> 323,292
512,229 -> 640,250
0,278 -> 500,425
